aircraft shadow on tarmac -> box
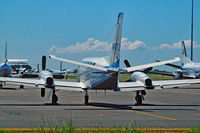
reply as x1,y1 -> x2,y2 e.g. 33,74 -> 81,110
0,102 -> 198,112
84,102 -> 198,112
0,87 -> 19,90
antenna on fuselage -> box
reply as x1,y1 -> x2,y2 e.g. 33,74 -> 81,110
191,0 -> 194,61
37,64 -> 40,72
5,42 -> 8,63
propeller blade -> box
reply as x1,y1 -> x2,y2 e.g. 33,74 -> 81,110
42,56 -> 46,70
143,67 -> 153,73
124,59 -> 131,67
60,61 -> 62,71
48,89 -> 53,99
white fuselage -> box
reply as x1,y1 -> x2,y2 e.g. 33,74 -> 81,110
0,63 -> 12,77
77,56 -> 118,90
181,63 -> 200,78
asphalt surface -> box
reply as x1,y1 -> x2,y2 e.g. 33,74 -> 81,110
0,84 -> 200,128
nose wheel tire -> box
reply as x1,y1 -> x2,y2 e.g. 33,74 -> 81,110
135,95 -> 142,105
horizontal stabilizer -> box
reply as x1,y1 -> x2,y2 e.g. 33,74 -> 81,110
124,57 -> 180,72
49,55 -> 117,72
3,59 -> 28,64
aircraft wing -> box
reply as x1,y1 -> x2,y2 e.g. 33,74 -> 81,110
124,57 -> 180,72
0,77 -> 39,87
152,79 -> 200,88
118,81 -> 146,91
119,79 -> 200,91
156,60 -> 182,69
0,77 -> 83,91
54,80 -> 83,91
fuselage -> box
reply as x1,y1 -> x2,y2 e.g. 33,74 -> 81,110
0,63 -> 12,77
77,56 -> 118,90
181,63 -> 200,78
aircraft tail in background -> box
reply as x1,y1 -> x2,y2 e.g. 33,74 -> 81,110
181,41 -> 193,65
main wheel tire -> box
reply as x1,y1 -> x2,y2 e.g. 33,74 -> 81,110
84,95 -> 89,104
20,85 -> 24,89
141,90 -> 146,95
52,94 -> 58,104
135,95 -> 142,105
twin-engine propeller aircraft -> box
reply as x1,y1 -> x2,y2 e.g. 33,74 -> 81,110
1,12 -> 200,105
157,41 -> 200,79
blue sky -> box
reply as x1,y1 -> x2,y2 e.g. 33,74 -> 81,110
0,0 -> 200,71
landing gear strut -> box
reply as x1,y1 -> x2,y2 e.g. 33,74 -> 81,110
52,89 -> 58,104
84,89 -> 89,104
135,90 -> 146,105
41,88 -> 45,97
20,85 -> 24,89
0,82 -> 3,89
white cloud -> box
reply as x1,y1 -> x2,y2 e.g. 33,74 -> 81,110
48,37 -> 147,54
48,38 -> 200,54
49,38 -> 111,54
151,40 -> 200,50
121,37 -> 146,50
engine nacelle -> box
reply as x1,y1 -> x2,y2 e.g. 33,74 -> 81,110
39,71 -> 55,88
195,74 -> 200,79
131,71 -> 154,89
46,77 -> 54,88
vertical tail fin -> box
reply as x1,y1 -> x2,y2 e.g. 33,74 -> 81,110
181,41 -> 193,64
181,40 -> 187,57
109,12 -> 123,68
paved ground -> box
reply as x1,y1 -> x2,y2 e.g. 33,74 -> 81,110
0,84 -> 200,128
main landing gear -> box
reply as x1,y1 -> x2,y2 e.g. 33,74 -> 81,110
52,89 -> 58,104
84,89 -> 89,104
135,90 -> 146,105
0,82 -> 3,89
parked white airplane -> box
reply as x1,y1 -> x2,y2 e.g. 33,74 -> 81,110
157,41 -> 200,79
0,13 -> 200,105
0,43 -> 29,78
46,62 -> 69,79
